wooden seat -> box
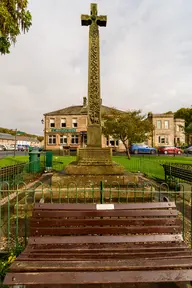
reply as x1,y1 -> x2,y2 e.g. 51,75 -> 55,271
4,202 -> 192,286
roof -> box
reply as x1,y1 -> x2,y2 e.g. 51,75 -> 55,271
44,104 -> 122,116
0,133 -> 15,140
151,113 -> 174,118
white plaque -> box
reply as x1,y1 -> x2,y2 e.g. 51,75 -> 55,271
96,204 -> 114,210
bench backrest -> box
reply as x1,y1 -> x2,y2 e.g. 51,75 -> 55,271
30,202 -> 181,237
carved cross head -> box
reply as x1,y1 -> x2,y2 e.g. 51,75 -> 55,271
81,3 -> 107,27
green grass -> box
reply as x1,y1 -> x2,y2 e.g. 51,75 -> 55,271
0,155 -> 191,180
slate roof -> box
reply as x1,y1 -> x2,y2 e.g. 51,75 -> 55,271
44,105 -> 122,116
0,133 -> 15,140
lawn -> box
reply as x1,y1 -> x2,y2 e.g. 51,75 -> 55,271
0,154 -> 191,180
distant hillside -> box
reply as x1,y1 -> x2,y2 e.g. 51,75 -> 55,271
0,127 -> 44,142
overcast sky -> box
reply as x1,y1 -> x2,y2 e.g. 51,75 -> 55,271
1,0 -> 192,135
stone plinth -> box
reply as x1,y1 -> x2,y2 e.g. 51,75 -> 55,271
65,147 -> 124,175
52,173 -> 138,187
77,147 -> 112,165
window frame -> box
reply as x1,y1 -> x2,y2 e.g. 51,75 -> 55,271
156,120 -> 162,129
71,134 -> 79,144
48,135 -> 56,145
72,118 -> 78,128
164,120 -> 169,129
50,118 -> 55,128
60,135 -> 67,145
61,118 -> 66,128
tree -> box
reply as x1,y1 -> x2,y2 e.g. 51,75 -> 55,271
37,136 -> 44,142
174,107 -> 192,127
102,109 -> 154,159
0,0 -> 32,54
174,107 -> 192,145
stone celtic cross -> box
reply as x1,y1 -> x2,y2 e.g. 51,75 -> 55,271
81,3 -> 107,147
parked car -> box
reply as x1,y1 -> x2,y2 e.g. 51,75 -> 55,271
130,144 -> 157,154
17,145 -> 26,151
9,144 -> 17,150
158,146 -> 182,154
0,144 -> 7,150
0,144 -> 6,151
184,146 -> 192,154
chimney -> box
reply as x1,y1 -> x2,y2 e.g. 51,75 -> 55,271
83,97 -> 87,107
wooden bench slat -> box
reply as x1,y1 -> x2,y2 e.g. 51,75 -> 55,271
26,241 -> 187,250
34,202 -> 176,210
10,258 -> 192,272
4,269 -> 192,285
28,234 -> 183,245
18,250 -> 191,260
33,209 -> 178,218
31,226 -> 181,236
23,244 -> 188,255
30,217 -> 180,227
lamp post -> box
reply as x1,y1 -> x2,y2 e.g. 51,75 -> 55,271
41,117 -> 46,150
14,129 -> 17,157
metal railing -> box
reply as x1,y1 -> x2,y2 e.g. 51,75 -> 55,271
0,160 -> 47,187
0,180 -> 192,251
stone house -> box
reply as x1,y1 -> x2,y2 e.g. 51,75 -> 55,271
43,97 -> 125,151
0,133 -> 15,146
147,113 -> 185,147
0,133 -> 39,147
16,136 -> 40,147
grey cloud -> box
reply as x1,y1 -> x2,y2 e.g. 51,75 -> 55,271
0,0 -> 192,134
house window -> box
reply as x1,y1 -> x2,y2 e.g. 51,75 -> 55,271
61,118 -> 66,128
156,120 -> 161,129
60,135 -> 67,145
116,140 -> 119,146
110,139 -> 115,146
72,118 -> 78,128
48,135 -> 56,144
71,134 -> 78,144
158,136 -> 169,144
106,137 -> 109,146
164,120 -> 169,129
160,137 -> 165,144
50,118 -> 55,128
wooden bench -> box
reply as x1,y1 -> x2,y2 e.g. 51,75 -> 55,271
4,202 -> 192,287
161,163 -> 192,183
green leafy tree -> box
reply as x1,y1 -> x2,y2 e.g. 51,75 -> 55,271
0,0 -> 32,54
174,107 -> 192,145
102,109 -> 154,159
174,107 -> 192,127
37,136 -> 44,142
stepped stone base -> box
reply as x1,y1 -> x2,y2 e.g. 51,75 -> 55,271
65,147 -> 124,175
52,173 -> 138,187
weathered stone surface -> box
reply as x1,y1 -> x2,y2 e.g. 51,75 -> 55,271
65,163 -> 125,175
77,147 -> 112,165
52,173 -> 138,187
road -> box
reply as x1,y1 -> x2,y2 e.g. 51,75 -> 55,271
0,151 -> 29,159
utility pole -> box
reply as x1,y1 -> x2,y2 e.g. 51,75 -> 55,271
14,128 -> 17,157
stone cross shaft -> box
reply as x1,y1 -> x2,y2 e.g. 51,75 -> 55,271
81,3 -> 107,147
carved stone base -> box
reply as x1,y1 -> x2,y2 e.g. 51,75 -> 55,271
65,163 -> 125,175
77,147 -> 113,165
65,147 -> 124,175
